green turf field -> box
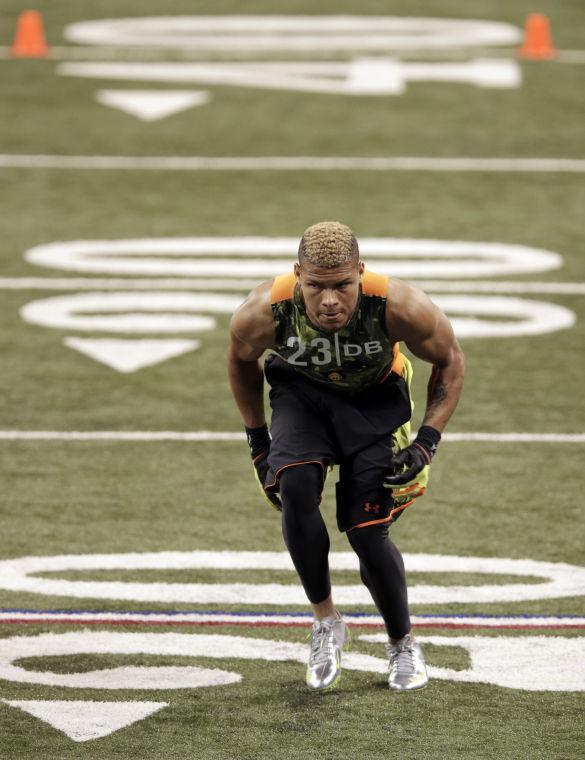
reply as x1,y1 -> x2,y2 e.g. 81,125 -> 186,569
0,1 -> 584,757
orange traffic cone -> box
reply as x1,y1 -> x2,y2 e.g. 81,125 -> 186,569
11,10 -> 49,58
519,13 -> 556,59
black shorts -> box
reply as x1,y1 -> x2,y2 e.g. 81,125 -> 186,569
264,354 -> 412,532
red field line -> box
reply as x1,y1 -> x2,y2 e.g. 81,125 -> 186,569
1,617 -> 584,630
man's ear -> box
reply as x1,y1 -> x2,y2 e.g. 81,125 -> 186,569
358,260 -> 365,278
294,262 -> 301,280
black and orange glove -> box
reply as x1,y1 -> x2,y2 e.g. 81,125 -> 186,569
384,425 -> 441,487
383,426 -> 441,516
246,424 -> 282,512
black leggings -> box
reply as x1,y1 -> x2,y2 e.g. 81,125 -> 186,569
280,464 -> 331,605
279,464 -> 411,638
347,523 -> 411,639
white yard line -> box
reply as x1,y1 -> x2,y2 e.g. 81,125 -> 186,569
0,431 -> 584,442
0,431 -> 245,441
412,281 -> 585,295
1,155 -> 585,172
0,278 -> 262,290
1,278 -> 584,294
0,609 -> 583,629
443,433 -> 585,442
1,46 -> 584,62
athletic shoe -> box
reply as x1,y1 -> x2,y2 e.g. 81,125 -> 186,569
306,614 -> 348,691
386,633 -> 429,691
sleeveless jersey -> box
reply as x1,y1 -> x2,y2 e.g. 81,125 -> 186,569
270,270 -> 404,393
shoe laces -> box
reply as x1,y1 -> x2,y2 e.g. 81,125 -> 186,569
309,620 -> 335,667
386,636 -> 417,675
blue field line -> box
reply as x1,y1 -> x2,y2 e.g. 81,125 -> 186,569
0,608 -> 582,620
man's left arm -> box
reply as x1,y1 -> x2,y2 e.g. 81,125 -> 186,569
385,280 -> 465,485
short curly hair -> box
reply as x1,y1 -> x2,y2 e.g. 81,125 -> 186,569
298,221 -> 359,268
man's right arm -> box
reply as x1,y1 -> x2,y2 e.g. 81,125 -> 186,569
228,282 -> 282,510
227,282 -> 275,428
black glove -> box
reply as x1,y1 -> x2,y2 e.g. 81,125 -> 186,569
246,424 -> 282,512
384,425 -> 441,487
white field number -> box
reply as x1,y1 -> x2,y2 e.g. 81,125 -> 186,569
19,237 -> 575,342
0,630 -> 582,693
0,552 -> 583,699
64,16 -> 522,52
1,550 -> 584,606
59,15 -> 523,102
25,238 -> 562,279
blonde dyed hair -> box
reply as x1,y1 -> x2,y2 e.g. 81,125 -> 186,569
298,221 -> 359,268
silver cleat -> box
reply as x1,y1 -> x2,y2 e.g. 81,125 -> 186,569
386,633 -> 429,691
306,614 -> 348,691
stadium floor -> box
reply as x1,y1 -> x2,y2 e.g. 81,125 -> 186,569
0,1 -> 584,757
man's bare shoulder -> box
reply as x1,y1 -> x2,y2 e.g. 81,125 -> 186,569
386,278 -> 438,342
230,280 -> 275,353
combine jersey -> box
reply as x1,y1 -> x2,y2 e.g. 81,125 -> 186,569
270,269 -> 404,394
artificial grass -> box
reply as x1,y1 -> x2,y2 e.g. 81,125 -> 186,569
1,0 -> 584,755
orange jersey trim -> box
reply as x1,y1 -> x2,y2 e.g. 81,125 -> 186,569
270,272 -> 296,304
271,269 -> 388,303
390,342 -> 405,377
361,270 -> 405,379
378,342 -> 404,382
361,270 -> 389,297
270,268 -> 402,378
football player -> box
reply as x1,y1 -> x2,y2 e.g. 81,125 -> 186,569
228,222 -> 464,691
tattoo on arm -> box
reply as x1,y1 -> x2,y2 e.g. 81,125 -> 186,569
424,366 -> 449,420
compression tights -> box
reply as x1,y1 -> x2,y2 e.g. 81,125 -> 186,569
280,464 -> 331,605
347,522 -> 411,640
278,463 -> 411,639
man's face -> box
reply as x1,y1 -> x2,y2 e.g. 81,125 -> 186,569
294,259 -> 364,331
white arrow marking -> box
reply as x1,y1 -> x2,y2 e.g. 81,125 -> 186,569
62,59 -> 521,95
63,337 -> 200,372
346,59 -> 405,94
96,89 -> 210,120
2,700 -> 168,742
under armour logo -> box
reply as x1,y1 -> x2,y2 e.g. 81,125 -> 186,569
363,502 -> 381,514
